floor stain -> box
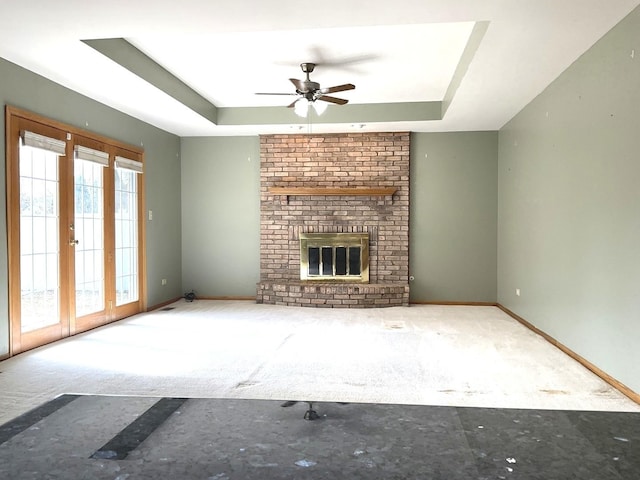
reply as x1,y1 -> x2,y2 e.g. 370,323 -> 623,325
539,389 -> 569,395
235,381 -> 259,389
384,321 -> 405,330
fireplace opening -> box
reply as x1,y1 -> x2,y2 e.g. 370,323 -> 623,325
308,246 -> 361,276
300,233 -> 369,282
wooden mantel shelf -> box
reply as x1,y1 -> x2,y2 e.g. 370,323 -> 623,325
268,187 -> 397,197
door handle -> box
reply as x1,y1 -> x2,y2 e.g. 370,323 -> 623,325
69,239 -> 79,246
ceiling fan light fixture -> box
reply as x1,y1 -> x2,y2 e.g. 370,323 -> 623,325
294,98 -> 328,118
294,98 -> 310,117
312,100 -> 327,115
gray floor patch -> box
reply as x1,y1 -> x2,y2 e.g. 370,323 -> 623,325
91,397 -> 187,460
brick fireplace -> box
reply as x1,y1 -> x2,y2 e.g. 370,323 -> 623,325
256,131 -> 410,307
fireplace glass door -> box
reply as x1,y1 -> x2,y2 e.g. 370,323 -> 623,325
300,233 -> 369,282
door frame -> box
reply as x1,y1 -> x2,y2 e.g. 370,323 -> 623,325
5,105 -> 147,356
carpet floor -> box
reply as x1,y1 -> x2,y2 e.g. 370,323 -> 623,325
1,300 -> 638,428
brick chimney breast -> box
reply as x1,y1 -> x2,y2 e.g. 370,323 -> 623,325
257,132 -> 409,307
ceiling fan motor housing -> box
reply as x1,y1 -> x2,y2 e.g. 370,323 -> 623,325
300,81 -> 320,95
299,63 -> 320,95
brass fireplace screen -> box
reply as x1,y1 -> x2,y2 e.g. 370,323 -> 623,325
299,233 -> 369,283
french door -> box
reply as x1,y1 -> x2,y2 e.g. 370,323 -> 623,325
6,107 -> 145,355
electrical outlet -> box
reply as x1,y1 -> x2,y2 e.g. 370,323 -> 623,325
516,288 -> 520,296
161,278 -> 167,286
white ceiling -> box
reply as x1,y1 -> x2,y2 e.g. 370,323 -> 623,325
1,0 -> 638,137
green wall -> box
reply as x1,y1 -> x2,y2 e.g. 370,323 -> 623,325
0,57 -> 182,356
410,132 -> 498,302
498,7 -> 640,392
180,137 -> 260,297
180,133 -> 498,303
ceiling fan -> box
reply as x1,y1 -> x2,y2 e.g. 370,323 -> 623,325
256,62 -> 355,115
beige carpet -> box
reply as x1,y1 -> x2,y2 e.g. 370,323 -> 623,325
0,300 -> 638,425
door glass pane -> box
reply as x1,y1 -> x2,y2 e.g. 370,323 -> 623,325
349,247 -> 361,275
19,145 -> 59,332
321,247 -> 333,276
74,158 -> 104,316
335,247 -> 347,275
308,247 -> 319,275
115,168 -> 138,305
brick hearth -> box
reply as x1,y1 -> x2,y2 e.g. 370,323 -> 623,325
256,131 -> 410,307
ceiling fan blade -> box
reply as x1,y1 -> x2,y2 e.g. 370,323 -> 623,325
317,95 -> 349,105
320,83 -> 355,94
289,78 -> 306,92
287,98 -> 300,108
